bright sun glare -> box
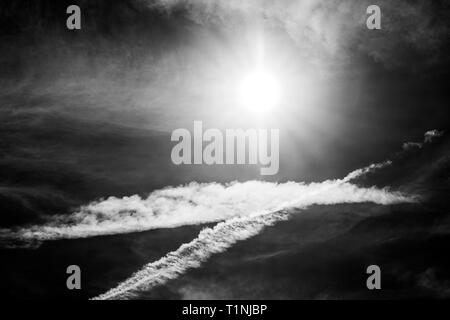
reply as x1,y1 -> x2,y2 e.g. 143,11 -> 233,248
239,70 -> 281,114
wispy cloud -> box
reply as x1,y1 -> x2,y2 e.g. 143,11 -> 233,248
342,160 -> 393,182
4,128 -> 437,247
402,129 -> 444,150
0,177 -> 414,248
150,0 -> 450,69
424,130 -> 445,143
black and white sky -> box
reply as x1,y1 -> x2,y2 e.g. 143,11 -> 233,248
0,0 -> 450,300
2,0 -> 449,128
0,0 -> 449,216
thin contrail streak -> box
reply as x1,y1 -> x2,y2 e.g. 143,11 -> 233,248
93,210 -> 289,300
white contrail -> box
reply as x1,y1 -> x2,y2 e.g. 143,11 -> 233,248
93,183 -> 414,300
93,210 -> 289,300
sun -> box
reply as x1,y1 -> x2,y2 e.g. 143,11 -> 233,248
239,70 -> 281,114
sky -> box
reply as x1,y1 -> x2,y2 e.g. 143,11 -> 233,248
0,0 -> 449,223
1,0 -> 449,129
1,0 -> 450,300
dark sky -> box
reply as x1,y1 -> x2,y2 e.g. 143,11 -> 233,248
1,1 -> 450,301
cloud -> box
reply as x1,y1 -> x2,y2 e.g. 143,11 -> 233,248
342,160 -> 393,182
402,142 -> 424,151
91,181 -> 414,299
417,268 -> 450,299
4,129 -> 439,247
424,129 -> 445,143
402,129 -> 444,150
150,0 -> 450,69
0,176 -> 415,248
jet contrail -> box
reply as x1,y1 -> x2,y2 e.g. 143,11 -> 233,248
93,210 -> 289,300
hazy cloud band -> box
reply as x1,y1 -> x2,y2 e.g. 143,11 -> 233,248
0,172 -> 414,247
